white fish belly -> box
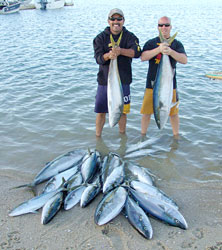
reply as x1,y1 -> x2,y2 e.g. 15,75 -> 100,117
158,55 -> 174,129
107,59 -> 124,127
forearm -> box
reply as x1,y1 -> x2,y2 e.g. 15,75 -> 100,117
119,48 -> 135,58
170,50 -> 187,64
103,48 -> 135,61
141,47 -> 160,61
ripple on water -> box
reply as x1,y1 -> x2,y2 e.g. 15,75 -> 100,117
0,0 -> 221,185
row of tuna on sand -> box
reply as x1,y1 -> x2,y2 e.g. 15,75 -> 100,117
9,149 -> 188,239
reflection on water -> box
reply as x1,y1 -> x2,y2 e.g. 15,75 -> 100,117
96,133 -> 128,158
0,0 -> 221,186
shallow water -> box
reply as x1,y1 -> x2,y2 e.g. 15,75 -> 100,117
0,0 -> 221,185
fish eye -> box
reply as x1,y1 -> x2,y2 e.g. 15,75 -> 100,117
175,219 -> 179,224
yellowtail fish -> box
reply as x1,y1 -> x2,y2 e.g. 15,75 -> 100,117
153,31 -> 177,129
107,58 -> 124,127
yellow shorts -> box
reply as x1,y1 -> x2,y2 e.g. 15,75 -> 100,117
123,103 -> 130,114
140,88 -> 179,116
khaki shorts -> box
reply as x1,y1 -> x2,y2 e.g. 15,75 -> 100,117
140,88 -> 179,116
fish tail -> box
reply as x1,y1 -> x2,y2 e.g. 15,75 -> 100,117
159,30 -> 177,45
168,32 -> 178,45
10,182 -> 34,190
159,29 -> 165,43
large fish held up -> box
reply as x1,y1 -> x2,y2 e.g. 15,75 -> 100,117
153,31 -> 178,130
107,33 -> 124,127
107,58 -> 124,127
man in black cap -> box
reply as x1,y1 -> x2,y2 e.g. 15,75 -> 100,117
93,8 -> 141,137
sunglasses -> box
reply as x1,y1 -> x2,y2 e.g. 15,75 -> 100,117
109,17 -> 123,21
158,23 -> 171,27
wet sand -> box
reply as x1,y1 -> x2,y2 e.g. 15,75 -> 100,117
1,169 -> 222,250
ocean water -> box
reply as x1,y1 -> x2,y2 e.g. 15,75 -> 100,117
0,0 -> 221,185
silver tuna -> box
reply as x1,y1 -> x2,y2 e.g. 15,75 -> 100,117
42,165 -> 80,194
125,162 -> 154,186
125,196 -> 153,239
95,186 -> 127,226
107,58 -> 124,127
9,188 -> 63,217
63,185 -> 86,210
102,162 -> 125,194
129,180 -> 178,209
153,31 -> 177,129
81,150 -> 99,183
41,192 -> 63,224
13,149 -> 86,189
130,188 -> 188,230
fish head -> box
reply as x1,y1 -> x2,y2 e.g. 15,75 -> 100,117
163,206 -> 188,230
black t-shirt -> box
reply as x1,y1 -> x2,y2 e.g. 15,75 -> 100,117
93,26 -> 141,85
143,36 -> 186,89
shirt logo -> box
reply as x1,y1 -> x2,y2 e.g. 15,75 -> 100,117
155,53 -> 162,64
135,41 -> 141,51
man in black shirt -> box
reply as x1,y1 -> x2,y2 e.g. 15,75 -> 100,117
140,16 -> 187,136
93,8 -> 141,137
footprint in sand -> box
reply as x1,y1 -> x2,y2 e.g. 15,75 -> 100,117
181,228 -> 204,248
192,228 -> 204,239
0,231 -> 21,249
101,223 -> 127,250
206,241 -> 222,250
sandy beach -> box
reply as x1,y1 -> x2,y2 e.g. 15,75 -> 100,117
1,168 -> 222,250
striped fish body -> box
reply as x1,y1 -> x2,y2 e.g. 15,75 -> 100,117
65,171 -> 83,190
102,162 -> 125,194
42,165 -> 79,194
81,150 -> 98,183
153,54 -> 174,129
80,183 -> 101,208
94,186 -> 127,226
125,196 -> 153,239
9,188 -> 62,217
129,180 -> 178,209
34,149 -> 86,186
102,153 -> 122,186
107,58 -> 124,127
130,189 -> 188,230
63,185 -> 86,210
41,192 -> 63,224
126,162 -> 154,186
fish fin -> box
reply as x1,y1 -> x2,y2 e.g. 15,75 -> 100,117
58,177 -> 68,191
158,204 -> 166,211
171,101 -> 179,108
61,177 -> 66,187
159,30 -> 178,45
29,187 -> 38,197
159,29 -> 165,43
168,32 -> 178,45
31,210 -> 39,214
10,182 -> 34,190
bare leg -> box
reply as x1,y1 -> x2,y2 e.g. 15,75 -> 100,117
141,114 -> 151,135
170,114 -> 179,136
118,114 -> 127,134
96,113 -> 106,137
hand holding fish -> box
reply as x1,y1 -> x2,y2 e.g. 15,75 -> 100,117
112,46 -> 121,56
108,47 -> 121,60
159,43 -> 172,55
